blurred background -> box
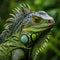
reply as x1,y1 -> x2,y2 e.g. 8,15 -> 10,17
0,0 -> 60,60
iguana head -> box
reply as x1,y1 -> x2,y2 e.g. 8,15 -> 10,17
20,11 -> 55,45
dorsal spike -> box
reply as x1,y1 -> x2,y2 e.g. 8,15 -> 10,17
26,3 -> 31,10
15,8 -> 20,14
19,4 -> 23,8
6,18 -> 15,23
17,7 -> 21,11
12,9 -> 17,14
23,3 -> 26,7
9,13 -> 16,18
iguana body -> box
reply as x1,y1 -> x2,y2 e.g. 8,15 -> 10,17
0,3 -> 55,60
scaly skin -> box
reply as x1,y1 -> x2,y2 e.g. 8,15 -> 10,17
0,3 -> 55,60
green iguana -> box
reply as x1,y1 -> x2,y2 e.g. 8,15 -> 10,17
0,3 -> 55,60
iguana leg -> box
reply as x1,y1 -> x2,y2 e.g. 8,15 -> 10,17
11,49 -> 24,60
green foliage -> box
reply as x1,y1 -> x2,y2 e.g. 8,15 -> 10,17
0,18 -> 4,34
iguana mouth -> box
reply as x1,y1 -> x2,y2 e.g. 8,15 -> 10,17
23,23 -> 53,33
31,24 -> 52,28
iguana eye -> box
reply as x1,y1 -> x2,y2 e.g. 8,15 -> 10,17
32,16 -> 40,23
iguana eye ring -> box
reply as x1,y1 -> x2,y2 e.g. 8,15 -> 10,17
32,16 -> 41,23
34,18 -> 40,23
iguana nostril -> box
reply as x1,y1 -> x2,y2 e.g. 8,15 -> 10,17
48,20 -> 51,23
21,35 -> 28,43
48,20 -> 55,25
